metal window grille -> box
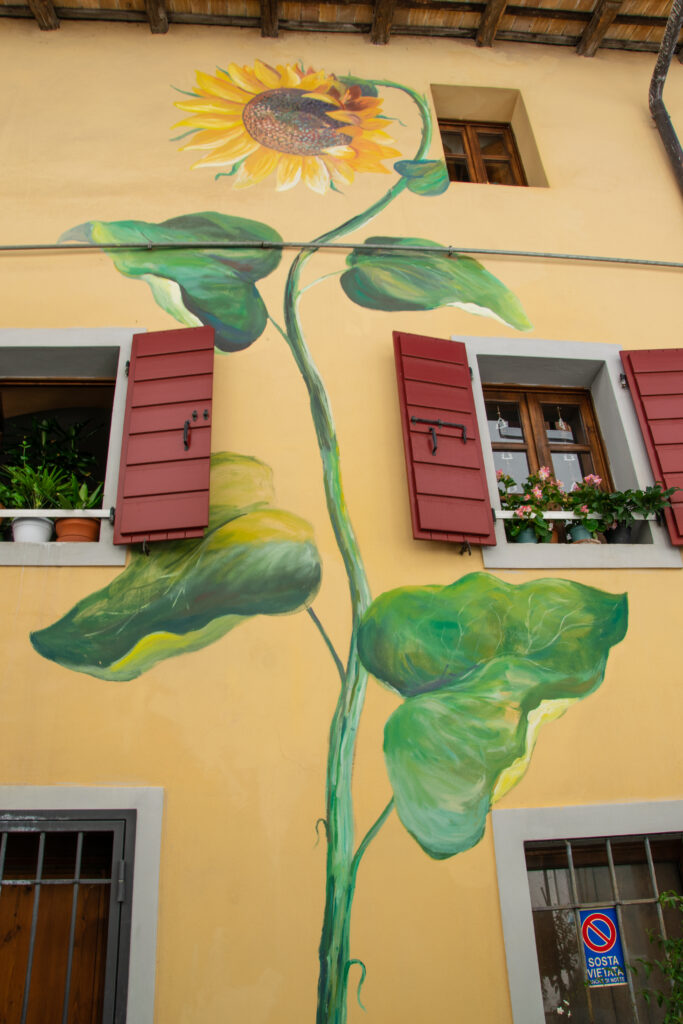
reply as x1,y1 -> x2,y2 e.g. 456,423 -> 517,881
525,833 -> 683,1024
0,811 -> 135,1024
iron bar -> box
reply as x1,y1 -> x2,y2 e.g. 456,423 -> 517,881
61,831 -> 83,1024
21,831 -> 45,1024
606,838 -> 640,1021
0,240 -> 680,270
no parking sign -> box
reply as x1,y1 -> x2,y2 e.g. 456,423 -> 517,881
579,909 -> 627,987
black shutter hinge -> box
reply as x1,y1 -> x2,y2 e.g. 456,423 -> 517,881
469,365 -> 473,380
116,860 -> 126,903
459,540 -> 472,556
109,507 -> 115,525
619,372 -> 629,390
491,507 -> 497,523
125,360 -> 130,377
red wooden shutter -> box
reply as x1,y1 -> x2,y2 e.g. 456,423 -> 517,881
114,326 -> 215,545
394,331 -> 496,545
620,347 -> 683,545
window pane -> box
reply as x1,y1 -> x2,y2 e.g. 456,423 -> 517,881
528,864 -> 572,907
586,980 -> 636,1024
611,838 -> 654,900
477,131 -> 508,157
446,158 -> 471,183
43,831 -> 78,881
542,404 -> 588,445
484,161 -> 517,186
486,401 -> 525,443
441,130 -> 466,156
81,831 -> 113,880
492,451 -> 529,488
622,903 -> 668,1024
551,452 -> 594,492
573,841 -> 615,903
2,832 -> 40,879
531,909 -> 589,1022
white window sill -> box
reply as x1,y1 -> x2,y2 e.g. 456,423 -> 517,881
483,519 -> 681,570
0,519 -> 126,566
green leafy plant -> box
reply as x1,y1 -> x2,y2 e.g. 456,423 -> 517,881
498,466 -> 566,541
566,474 -> 606,536
56,474 -> 104,511
0,463 -> 68,510
2,416 -> 99,480
631,484 -> 679,521
632,890 -> 683,1023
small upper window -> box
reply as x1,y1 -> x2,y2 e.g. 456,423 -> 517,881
483,385 -> 612,492
438,119 -> 527,186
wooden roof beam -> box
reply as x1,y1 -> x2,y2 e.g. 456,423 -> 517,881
577,0 -> 623,56
144,0 -> 168,32
260,0 -> 279,36
27,0 -> 59,30
476,0 -> 507,46
370,0 -> 397,44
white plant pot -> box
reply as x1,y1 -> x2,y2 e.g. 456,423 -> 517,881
11,517 -> 54,543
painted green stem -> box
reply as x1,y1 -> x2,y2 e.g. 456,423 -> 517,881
280,80 -> 432,1024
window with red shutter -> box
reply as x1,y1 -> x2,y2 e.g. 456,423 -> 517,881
620,348 -> 683,546
114,326 -> 215,545
393,331 -> 496,546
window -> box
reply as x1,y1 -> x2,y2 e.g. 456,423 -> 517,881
0,786 -> 163,1024
0,330 -> 133,567
484,385 -> 612,492
0,326 -> 215,566
0,812 -> 135,1022
493,802 -> 683,1024
393,333 -> 681,569
526,834 -> 682,1023
439,119 -> 527,186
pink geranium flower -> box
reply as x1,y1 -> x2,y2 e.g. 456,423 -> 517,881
538,466 -> 551,480
532,485 -> 543,500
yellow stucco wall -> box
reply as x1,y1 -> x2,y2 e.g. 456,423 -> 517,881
0,21 -> 682,1022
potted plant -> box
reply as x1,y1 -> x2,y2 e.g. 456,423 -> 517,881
498,467 -> 566,543
55,475 -> 104,542
599,483 -> 678,543
0,464 -> 68,542
565,474 -> 606,543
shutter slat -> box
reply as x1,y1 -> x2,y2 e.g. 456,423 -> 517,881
114,326 -> 215,545
621,347 -> 683,546
394,331 -> 495,546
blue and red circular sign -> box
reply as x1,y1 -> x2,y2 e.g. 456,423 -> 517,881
581,912 -> 617,953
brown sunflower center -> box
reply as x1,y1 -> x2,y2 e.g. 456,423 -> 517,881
242,88 -> 352,156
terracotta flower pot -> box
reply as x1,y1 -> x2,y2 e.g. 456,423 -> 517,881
55,518 -> 101,543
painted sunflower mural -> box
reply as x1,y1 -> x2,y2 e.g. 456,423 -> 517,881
42,57 -> 628,1024
175,60 -> 400,192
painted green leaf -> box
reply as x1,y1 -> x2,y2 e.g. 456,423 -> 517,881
30,453 -> 321,681
340,236 -> 532,330
59,213 -> 283,352
359,573 -> 627,858
358,573 -> 627,697
394,159 -> 450,196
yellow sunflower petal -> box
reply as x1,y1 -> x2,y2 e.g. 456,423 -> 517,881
174,98 -> 245,117
194,70 -> 252,104
323,144 -> 356,158
252,59 -> 281,89
299,70 -> 335,92
174,114 -> 244,131
275,155 -> 303,191
233,148 -> 281,189
276,64 -> 304,88
191,136 -> 260,168
323,155 -> 355,185
227,63 -> 266,94
180,125 -> 249,151
302,156 -> 330,195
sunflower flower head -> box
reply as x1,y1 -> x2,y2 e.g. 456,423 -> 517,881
174,60 -> 401,194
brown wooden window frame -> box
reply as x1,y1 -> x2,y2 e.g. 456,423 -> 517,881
438,119 -> 527,186
483,384 -> 613,492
